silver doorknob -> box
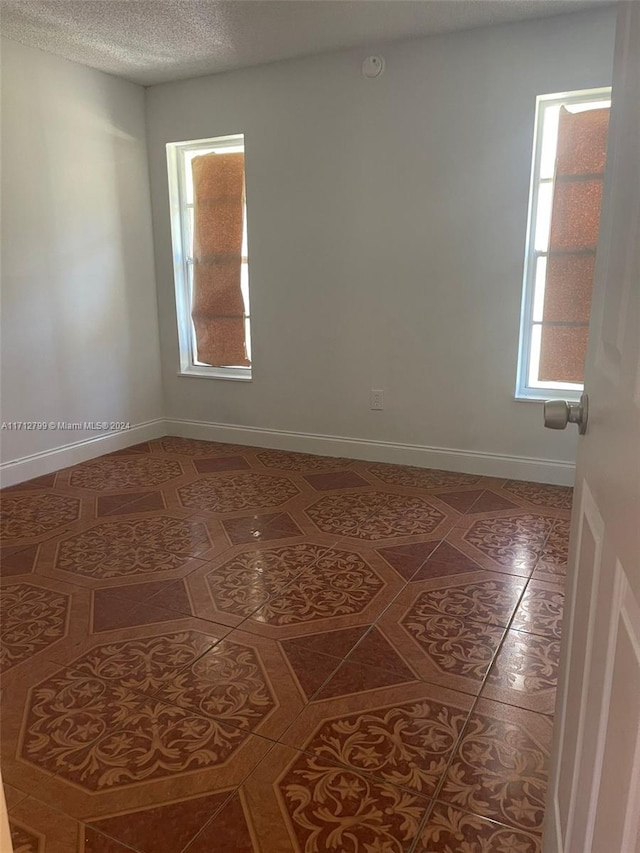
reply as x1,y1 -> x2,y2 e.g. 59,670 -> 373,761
544,393 -> 589,435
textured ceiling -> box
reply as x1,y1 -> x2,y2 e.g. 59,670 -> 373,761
0,0 -> 613,86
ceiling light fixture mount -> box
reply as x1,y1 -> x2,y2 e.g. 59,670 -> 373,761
362,56 -> 385,78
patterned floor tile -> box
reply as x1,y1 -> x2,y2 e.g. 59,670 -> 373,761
400,572 -> 525,629
84,827 -> 143,851
482,629 -> 560,715
446,512 -> 557,577
502,480 -> 573,509
281,625 -> 368,660
68,456 -> 184,492
154,628 -> 306,740
282,682 -> 473,798
193,455 -> 251,473
375,540 -> 442,580
345,626 -> 419,677
34,513 -> 222,587
411,541 -> 485,582
1,491 -> 82,546
0,543 -> 39,576
302,470 -> 370,491
87,791 -> 234,853
182,793 -> 255,852
200,541 -> 330,628
278,642 -> 345,700
277,626 -> 370,699
416,803 -> 542,852
95,491 -> 165,518
1,658 -> 71,796
177,472 -> 300,514
3,782 -> 29,810
221,511 -> 303,545
467,490 -> 519,514
93,578 -> 193,617
439,698 -> 552,832
373,587 -> 506,694
0,442 -> 573,846
64,630 -> 224,694
433,489 -> 485,513
9,796 -> 79,853
534,517 -> 570,582
367,463 -> 481,491
241,742 -> 430,852
512,579 -> 564,639
0,580 -> 71,673
254,448 -> 352,471
4,473 -> 58,492
242,544 -> 403,639
306,491 -> 452,542
312,657 -> 417,700
21,686 -> 272,820
91,595 -> 189,633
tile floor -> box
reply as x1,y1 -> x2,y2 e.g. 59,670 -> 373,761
0,437 -> 571,852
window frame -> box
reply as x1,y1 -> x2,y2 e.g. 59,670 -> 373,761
167,133 -> 252,381
515,87 -> 611,402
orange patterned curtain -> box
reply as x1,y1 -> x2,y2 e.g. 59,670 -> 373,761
538,106 -> 609,382
190,152 -> 250,367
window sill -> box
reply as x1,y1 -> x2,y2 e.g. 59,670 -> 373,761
514,390 -> 582,403
177,367 -> 252,382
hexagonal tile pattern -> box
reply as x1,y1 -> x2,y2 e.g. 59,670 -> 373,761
19,631 -> 260,791
306,492 -> 446,540
503,481 -> 571,508
21,673 -> 249,791
1,582 -> 70,672
207,543 -> 326,618
178,472 -> 299,513
417,804 -> 542,853
400,609 -> 504,682
292,697 -> 469,796
256,449 -> 352,471
69,457 -> 183,491
0,493 -> 80,542
464,514 -> 555,569
250,547 -> 385,626
368,464 -> 480,490
407,577 -> 524,627
277,748 -> 427,852
156,637 -> 277,728
440,701 -> 552,832
55,516 -> 211,579
535,518 -> 570,578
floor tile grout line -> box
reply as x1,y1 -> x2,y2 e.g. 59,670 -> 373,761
414,565 -> 554,841
217,536 -> 344,633
81,821 -> 145,853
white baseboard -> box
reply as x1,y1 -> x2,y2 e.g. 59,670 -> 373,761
0,419 -> 166,487
165,418 -> 576,486
0,416 -> 576,487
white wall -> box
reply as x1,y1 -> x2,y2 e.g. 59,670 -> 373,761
145,7 -> 615,478
0,39 -> 163,467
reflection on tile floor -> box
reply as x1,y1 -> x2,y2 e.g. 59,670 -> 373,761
0,438 -> 570,851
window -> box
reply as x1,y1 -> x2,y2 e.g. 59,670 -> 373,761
167,134 -> 251,380
516,89 -> 610,400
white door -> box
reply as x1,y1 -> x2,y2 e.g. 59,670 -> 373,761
543,3 -> 640,852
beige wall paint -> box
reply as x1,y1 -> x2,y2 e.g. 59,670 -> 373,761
146,8 -> 615,468
0,38 -> 163,464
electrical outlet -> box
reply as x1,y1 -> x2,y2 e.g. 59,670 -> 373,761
370,389 -> 384,410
